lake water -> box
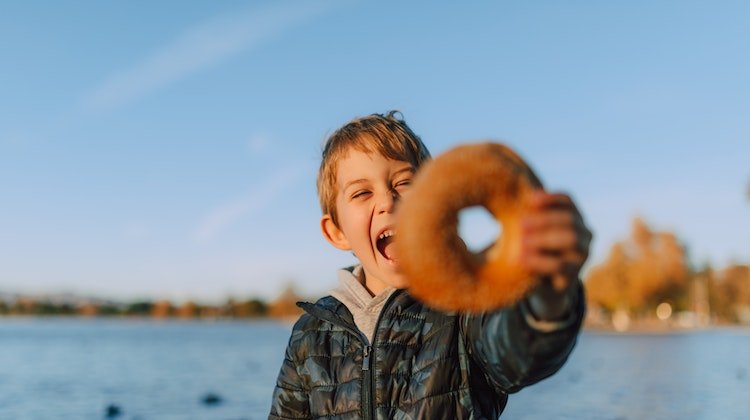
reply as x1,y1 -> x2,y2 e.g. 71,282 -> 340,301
0,319 -> 748,419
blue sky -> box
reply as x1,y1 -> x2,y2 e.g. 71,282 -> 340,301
1,0 -> 748,302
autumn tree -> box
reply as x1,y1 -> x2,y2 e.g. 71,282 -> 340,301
586,242 -> 629,312
585,217 -> 690,315
711,265 -> 750,323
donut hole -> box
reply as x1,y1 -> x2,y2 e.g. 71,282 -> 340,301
457,206 -> 502,254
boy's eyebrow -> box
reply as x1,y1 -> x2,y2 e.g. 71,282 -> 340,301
342,179 -> 369,191
393,167 -> 415,177
342,167 -> 414,191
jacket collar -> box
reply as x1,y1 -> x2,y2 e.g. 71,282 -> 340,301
297,289 -> 409,339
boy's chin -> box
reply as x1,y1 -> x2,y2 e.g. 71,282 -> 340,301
384,272 -> 409,289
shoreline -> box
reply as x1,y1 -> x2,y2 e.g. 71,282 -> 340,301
1,314 -> 748,332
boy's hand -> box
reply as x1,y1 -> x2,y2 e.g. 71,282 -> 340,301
520,191 -> 592,320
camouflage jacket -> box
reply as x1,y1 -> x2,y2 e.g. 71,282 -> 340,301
269,287 -> 584,419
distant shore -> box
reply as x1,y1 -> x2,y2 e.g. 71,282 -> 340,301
3,312 -> 748,334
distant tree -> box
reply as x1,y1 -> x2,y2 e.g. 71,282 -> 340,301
97,305 -> 122,316
177,301 -> 200,318
125,301 -> 154,316
586,242 -> 629,312
224,298 -> 267,317
244,298 -> 268,317
702,264 -> 732,322
585,217 -> 690,315
713,265 -> 750,323
12,298 -> 36,315
268,286 -> 304,319
31,302 -> 76,316
151,300 -> 173,318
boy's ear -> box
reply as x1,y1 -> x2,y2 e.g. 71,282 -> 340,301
321,214 -> 351,251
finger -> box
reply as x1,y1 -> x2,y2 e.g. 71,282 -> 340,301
525,228 -> 578,253
561,248 -> 588,272
522,210 -> 575,232
522,252 -> 563,276
524,206 -> 590,240
523,226 -> 591,270
529,191 -> 575,211
537,194 -> 587,226
523,244 -> 587,280
527,193 -> 586,230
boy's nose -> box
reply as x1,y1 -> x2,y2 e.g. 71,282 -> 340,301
376,189 -> 400,214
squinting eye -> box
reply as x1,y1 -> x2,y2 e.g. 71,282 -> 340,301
394,180 -> 412,189
352,190 -> 370,199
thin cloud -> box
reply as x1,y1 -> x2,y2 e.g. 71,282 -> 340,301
193,163 -> 309,242
247,133 -> 271,154
122,222 -> 151,240
83,1 -> 342,111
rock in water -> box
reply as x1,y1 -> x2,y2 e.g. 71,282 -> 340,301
201,392 -> 223,406
105,404 -> 122,418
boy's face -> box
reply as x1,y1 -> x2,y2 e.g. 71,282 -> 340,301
321,149 -> 414,292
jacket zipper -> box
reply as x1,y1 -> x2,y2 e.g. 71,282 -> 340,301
361,344 -> 372,419
298,291 -> 403,420
361,291 -> 401,420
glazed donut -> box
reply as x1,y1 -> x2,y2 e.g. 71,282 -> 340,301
396,142 -> 544,312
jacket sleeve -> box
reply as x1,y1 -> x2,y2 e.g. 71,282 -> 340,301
460,280 -> 585,394
269,326 -> 311,419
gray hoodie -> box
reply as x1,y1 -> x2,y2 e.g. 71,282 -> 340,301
329,265 -> 396,343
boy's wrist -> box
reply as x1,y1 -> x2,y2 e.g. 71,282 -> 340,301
525,277 -> 581,322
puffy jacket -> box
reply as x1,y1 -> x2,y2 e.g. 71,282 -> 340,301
269,286 -> 584,419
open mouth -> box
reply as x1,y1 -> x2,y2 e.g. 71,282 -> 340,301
376,229 -> 397,262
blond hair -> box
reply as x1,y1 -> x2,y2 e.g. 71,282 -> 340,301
317,111 -> 431,225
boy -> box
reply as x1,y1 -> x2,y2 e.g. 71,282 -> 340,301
269,111 -> 590,419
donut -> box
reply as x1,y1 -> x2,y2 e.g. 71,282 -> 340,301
395,142 -> 544,312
